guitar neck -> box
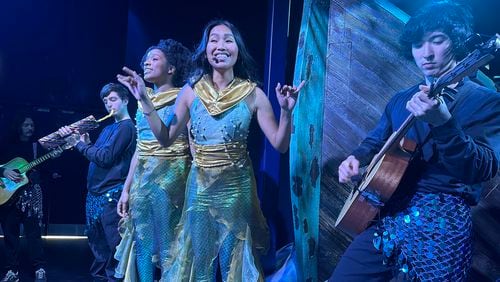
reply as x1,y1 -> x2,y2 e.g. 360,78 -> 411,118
369,36 -> 500,167
432,35 -> 500,96
21,150 -> 58,173
371,114 -> 416,165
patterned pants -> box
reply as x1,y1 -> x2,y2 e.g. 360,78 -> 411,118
86,186 -> 123,281
330,192 -> 472,281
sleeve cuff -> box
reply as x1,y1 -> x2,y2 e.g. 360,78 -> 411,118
430,117 -> 463,143
351,150 -> 372,167
75,141 -> 87,152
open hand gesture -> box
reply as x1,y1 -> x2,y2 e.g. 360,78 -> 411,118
117,67 -> 147,101
275,80 -> 306,112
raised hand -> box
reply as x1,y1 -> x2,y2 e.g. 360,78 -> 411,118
275,80 -> 306,112
117,67 -> 147,101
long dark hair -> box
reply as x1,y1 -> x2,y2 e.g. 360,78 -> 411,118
190,19 -> 259,85
11,113 -> 36,142
400,1 -> 473,60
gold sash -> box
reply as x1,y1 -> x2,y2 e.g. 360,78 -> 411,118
138,87 -> 181,112
193,142 -> 248,167
137,87 -> 188,157
193,75 -> 256,116
137,137 -> 189,158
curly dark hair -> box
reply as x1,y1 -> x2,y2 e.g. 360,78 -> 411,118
190,19 -> 259,85
141,39 -> 192,88
400,1 -> 473,60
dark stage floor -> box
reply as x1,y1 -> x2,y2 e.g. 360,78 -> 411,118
0,236 -> 94,281
0,234 -> 496,281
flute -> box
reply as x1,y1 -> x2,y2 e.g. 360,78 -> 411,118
38,110 -> 115,150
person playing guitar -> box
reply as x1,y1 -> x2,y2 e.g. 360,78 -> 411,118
330,2 -> 500,281
0,115 -> 54,282
0,167 -> 23,186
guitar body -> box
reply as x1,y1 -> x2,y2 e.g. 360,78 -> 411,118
335,35 -> 500,236
0,157 -> 30,206
335,138 -> 416,236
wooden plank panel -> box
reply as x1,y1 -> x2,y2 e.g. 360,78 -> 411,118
319,0 -> 421,279
290,0 -> 499,279
318,0 -> 500,280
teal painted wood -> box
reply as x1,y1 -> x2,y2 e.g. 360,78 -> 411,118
289,0 -> 330,281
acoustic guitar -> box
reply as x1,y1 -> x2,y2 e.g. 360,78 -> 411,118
0,147 -> 63,206
335,34 -> 500,236
0,110 -> 116,206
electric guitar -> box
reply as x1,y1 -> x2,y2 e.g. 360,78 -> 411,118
335,34 -> 500,236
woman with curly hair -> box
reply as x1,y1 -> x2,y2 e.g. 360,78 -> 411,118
118,20 -> 304,281
115,39 -> 192,281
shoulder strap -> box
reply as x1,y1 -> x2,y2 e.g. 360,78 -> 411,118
32,142 -> 38,159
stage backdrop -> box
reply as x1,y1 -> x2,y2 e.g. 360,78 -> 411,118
290,0 -> 499,281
